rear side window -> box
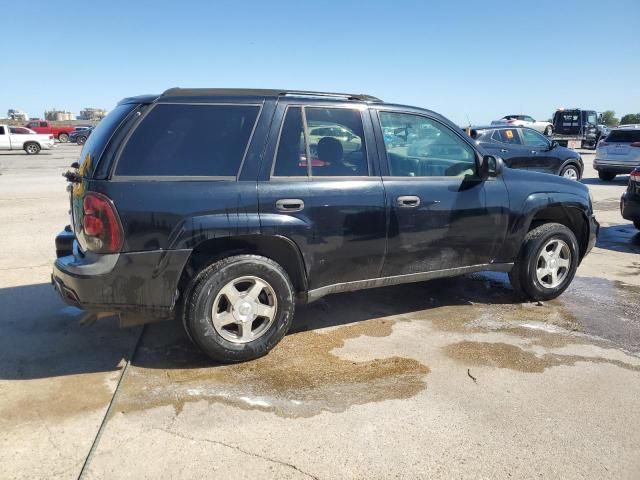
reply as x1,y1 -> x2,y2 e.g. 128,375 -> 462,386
605,130 -> 640,143
115,104 -> 260,177
492,129 -> 522,145
272,106 -> 368,177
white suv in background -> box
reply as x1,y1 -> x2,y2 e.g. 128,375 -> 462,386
594,125 -> 640,181
491,115 -> 553,136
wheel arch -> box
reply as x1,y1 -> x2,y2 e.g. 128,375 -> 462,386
558,159 -> 582,178
23,140 -> 41,151
526,204 -> 590,260
177,234 -> 308,298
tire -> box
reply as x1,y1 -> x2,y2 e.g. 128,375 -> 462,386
634,221 -> 640,231
509,223 -> 579,301
58,133 -> 69,143
598,171 -> 616,181
560,164 -> 580,180
77,136 -> 87,145
183,255 -> 295,363
24,142 -> 41,155
544,126 -> 552,136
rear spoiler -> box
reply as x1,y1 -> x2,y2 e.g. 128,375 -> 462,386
117,94 -> 159,106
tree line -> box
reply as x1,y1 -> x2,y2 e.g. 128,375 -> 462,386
600,111 -> 640,127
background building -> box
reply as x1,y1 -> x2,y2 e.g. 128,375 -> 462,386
45,109 -> 75,122
79,108 -> 107,121
7,109 -> 28,122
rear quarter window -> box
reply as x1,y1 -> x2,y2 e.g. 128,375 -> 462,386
78,103 -> 137,178
115,103 -> 260,177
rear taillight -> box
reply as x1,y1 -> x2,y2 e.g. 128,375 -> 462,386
82,192 -> 123,253
631,170 -> 640,182
630,142 -> 640,148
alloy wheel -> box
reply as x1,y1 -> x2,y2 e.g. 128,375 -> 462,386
535,238 -> 571,289
211,275 -> 277,344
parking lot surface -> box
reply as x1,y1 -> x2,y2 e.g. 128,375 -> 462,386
1,144 -> 639,479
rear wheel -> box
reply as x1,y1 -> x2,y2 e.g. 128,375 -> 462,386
509,223 -> 579,301
58,133 -> 69,143
24,142 -> 41,155
183,255 -> 295,363
544,126 -> 552,136
598,171 -> 616,181
560,164 -> 580,180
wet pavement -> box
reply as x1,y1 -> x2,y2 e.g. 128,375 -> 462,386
1,145 -> 640,479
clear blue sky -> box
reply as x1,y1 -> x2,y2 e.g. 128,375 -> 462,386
3,0 -> 639,125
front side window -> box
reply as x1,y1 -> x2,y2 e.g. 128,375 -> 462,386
584,111 -> 597,125
492,128 -> 522,145
115,104 -> 260,177
272,106 -> 368,177
524,116 -> 535,123
40,122 -> 47,127
0,127 -> 5,135
380,112 -> 476,177
521,129 -> 549,147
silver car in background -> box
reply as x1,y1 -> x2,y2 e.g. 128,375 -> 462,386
594,125 -> 640,181
491,115 -> 554,136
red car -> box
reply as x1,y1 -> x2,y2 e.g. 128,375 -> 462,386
24,120 -> 75,143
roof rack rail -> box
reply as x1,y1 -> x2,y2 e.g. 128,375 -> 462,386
280,91 -> 383,102
160,87 -> 382,103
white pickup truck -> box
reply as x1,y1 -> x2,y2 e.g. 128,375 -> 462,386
0,125 -> 55,154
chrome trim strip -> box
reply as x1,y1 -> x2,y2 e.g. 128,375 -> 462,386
305,263 -> 513,303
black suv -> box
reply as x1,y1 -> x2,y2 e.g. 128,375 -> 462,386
53,88 -> 598,362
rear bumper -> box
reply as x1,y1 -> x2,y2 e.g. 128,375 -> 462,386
593,159 -> 639,173
52,230 -> 191,320
621,193 -> 640,222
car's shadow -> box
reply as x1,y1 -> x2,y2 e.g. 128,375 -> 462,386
0,274 -> 520,378
596,223 -> 640,254
581,176 -> 630,186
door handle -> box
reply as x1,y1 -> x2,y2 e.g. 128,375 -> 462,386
396,195 -> 421,208
276,199 -> 304,212
500,148 -> 509,153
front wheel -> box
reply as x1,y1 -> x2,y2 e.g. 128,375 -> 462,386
77,136 -> 87,145
24,142 -> 41,155
598,171 -> 616,181
634,220 -> 640,230
544,126 -> 553,136
183,255 -> 295,363
58,133 -> 69,143
509,223 -> 579,301
560,164 -> 580,180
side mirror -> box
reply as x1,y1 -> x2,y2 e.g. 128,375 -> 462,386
549,140 -> 559,150
482,155 -> 503,178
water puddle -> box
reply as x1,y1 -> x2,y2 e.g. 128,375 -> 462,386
118,318 -> 429,418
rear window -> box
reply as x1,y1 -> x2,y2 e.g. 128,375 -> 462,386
115,103 -> 260,177
79,103 -> 137,177
605,130 -> 640,143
